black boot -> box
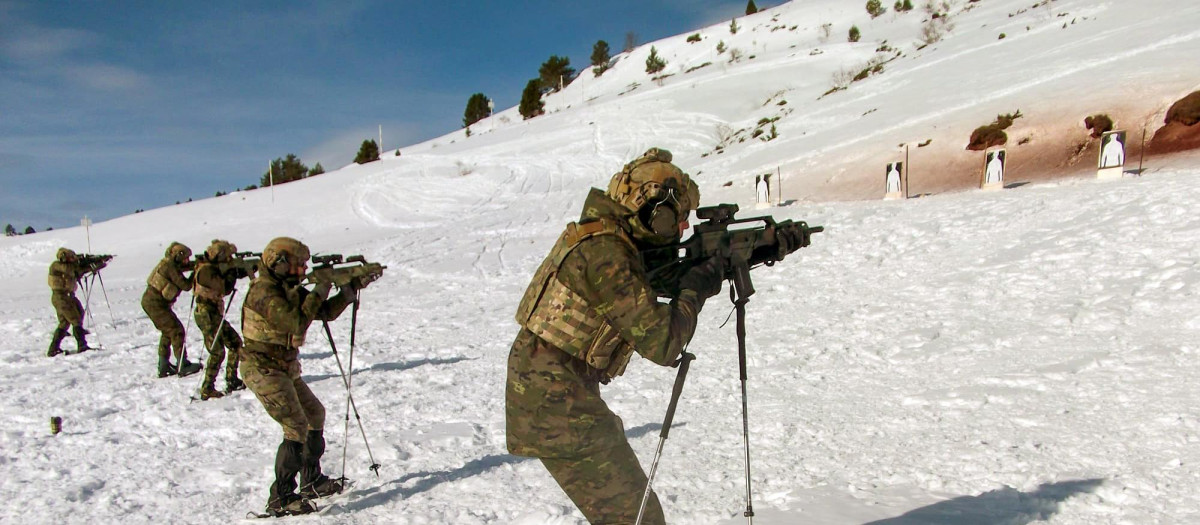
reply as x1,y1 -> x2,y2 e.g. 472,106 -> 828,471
199,379 -> 224,400
157,352 -> 177,378
299,430 -> 344,498
225,374 -> 246,393
47,328 -> 68,357
176,350 -> 202,377
266,439 -> 315,516
71,325 -> 92,353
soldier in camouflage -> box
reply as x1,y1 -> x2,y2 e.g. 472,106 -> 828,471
507,148 -> 724,524
193,239 -> 251,400
241,237 -> 357,517
141,242 -> 201,378
46,247 -> 107,356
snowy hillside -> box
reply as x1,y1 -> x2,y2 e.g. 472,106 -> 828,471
2,0 -> 1200,523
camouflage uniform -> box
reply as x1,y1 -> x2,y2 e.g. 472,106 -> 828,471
194,240 -> 250,398
47,248 -> 105,356
507,149 -> 719,524
141,242 -> 195,377
241,237 -> 354,514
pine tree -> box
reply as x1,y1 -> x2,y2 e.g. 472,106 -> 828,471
866,0 -> 885,18
746,0 -> 758,15
354,140 -> 380,164
849,25 -> 861,42
261,154 -> 310,186
591,40 -> 612,76
538,56 -> 575,92
4,224 -> 15,236
645,46 -> 667,74
310,163 -> 325,176
519,79 -> 545,120
463,93 -> 492,128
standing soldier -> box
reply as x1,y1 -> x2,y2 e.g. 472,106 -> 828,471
193,239 -> 250,399
142,242 -> 201,378
506,148 -> 725,524
242,237 -> 357,516
46,247 -> 107,356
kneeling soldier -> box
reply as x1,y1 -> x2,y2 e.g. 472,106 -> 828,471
241,237 -> 357,516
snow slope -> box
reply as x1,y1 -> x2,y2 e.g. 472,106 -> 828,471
2,1 -> 1200,523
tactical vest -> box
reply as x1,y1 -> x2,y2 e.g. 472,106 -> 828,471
242,286 -> 306,348
147,260 -> 183,302
47,263 -> 77,293
515,218 -> 638,382
193,265 -> 225,304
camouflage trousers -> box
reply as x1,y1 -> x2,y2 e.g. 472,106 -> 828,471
195,300 -> 242,385
506,329 -> 664,523
51,291 -> 84,330
141,291 -> 185,361
540,439 -> 664,525
242,358 -> 325,443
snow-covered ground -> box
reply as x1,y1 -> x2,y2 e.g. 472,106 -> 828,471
2,0 -> 1200,523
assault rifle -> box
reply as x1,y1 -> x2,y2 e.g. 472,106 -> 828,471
192,251 -> 260,278
645,203 -> 823,297
306,254 -> 386,289
77,254 -> 114,274
222,251 -> 261,277
641,203 -> 822,523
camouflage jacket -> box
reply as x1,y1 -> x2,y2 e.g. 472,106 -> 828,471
192,262 -> 240,310
48,260 -> 97,294
144,257 -> 192,304
506,189 -> 705,458
240,269 -> 354,371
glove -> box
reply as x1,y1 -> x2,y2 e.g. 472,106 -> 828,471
776,224 -> 811,259
679,257 -> 723,299
311,281 -> 333,300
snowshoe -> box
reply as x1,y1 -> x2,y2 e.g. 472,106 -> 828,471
299,475 -> 345,499
264,494 -> 317,517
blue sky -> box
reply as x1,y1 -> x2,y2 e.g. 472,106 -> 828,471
0,0 -> 747,230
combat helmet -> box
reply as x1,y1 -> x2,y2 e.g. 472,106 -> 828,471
606,147 -> 700,245
56,247 -> 77,263
205,239 -> 237,262
262,237 -> 310,275
165,242 -> 192,262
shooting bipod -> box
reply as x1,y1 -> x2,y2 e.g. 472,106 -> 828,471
636,351 -> 695,525
321,301 -> 381,478
729,255 -> 757,524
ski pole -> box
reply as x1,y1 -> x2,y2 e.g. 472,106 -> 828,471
636,352 -> 696,525
190,289 -> 237,402
730,257 -> 757,525
95,270 -> 116,325
340,298 -> 360,480
322,318 -> 380,477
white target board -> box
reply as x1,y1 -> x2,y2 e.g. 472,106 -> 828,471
884,161 -> 904,200
981,149 -> 1005,191
754,174 -> 772,209
1097,130 -> 1126,180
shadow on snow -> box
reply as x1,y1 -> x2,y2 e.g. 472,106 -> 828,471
302,356 -> 472,383
339,423 -> 669,511
864,478 -> 1104,525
